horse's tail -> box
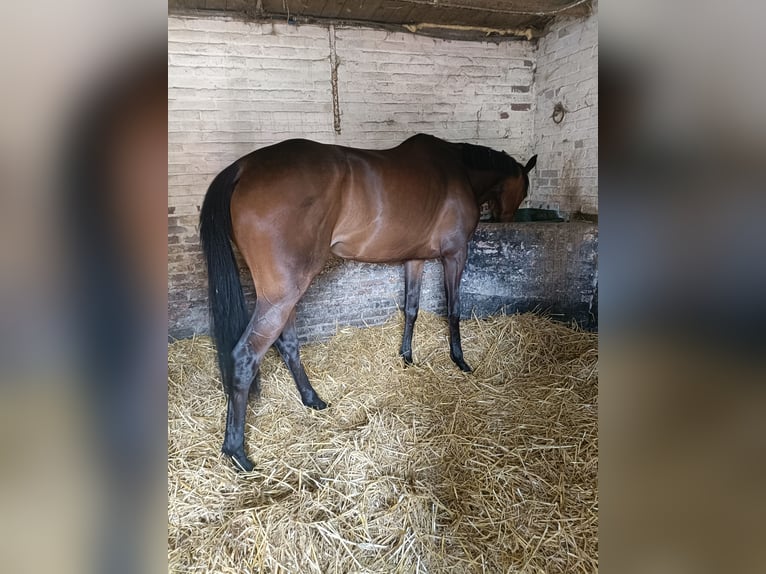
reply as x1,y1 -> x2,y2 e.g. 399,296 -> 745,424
199,161 -> 249,395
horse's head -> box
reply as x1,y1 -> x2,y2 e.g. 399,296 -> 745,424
496,154 -> 537,222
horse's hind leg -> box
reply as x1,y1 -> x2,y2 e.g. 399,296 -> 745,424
399,259 -> 425,365
274,311 -> 327,410
222,297 -> 298,471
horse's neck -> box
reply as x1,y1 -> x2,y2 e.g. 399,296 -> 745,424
465,169 -> 505,206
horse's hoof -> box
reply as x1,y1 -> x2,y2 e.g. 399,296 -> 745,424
454,359 -> 473,372
401,355 -> 414,367
305,397 -> 328,410
225,451 -> 254,472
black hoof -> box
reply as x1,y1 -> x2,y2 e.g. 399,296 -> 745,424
304,397 -> 328,410
224,449 -> 254,472
452,357 -> 473,372
401,354 -> 414,367
222,442 -> 254,472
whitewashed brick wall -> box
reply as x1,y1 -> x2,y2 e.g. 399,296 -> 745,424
531,1 -> 598,215
168,16 -> 536,224
332,27 -> 535,152
168,15 -> 537,331
167,11 -> 598,336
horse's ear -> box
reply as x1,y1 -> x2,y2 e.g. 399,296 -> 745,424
524,155 -> 538,174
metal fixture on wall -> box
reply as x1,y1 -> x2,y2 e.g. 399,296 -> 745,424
551,99 -> 592,124
328,24 -> 341,135
552,101 -> 568,124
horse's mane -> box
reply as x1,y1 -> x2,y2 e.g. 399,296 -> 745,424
459,142 -> 522,175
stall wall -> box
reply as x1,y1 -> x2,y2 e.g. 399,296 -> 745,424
168,16 -> 536,336
532,1 -> 598,215
172,222 -> 598,340
167,11 -> 599,339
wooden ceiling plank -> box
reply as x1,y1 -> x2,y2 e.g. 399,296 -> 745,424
167,0 -> 591,34
319,0 -> 346,18
367,0 -> 415,24
343,0 -> 386,21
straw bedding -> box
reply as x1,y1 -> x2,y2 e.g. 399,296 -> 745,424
168,312 -> 598,573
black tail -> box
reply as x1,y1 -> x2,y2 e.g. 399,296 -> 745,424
199,161 -> 249,395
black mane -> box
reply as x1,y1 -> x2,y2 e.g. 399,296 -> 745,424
459,142 -> 522,175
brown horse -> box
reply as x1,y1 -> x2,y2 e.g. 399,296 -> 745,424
199,133 -> 536,470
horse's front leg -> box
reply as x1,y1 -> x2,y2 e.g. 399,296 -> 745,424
399,259 -> 425,365
442,248 -> 472,372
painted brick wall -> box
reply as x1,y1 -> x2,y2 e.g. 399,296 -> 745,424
168,15 -> 537,337
331,26 -> 535,151
168,11 -> 598,340
531,1 -> 598,216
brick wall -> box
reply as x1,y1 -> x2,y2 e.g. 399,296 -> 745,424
298,221 -> 599,341
168,11 -> 598,339
168,15 -> 538,337
531,1 -> 598,215
170,222 -> 598,340
331,26 -> 535,151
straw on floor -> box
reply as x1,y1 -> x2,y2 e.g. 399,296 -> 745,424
168,312 -> 598,573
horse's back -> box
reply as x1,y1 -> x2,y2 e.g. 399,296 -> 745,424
330,135 -> 477,261
233,139 -> 345,210
230,135 -> 477,265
